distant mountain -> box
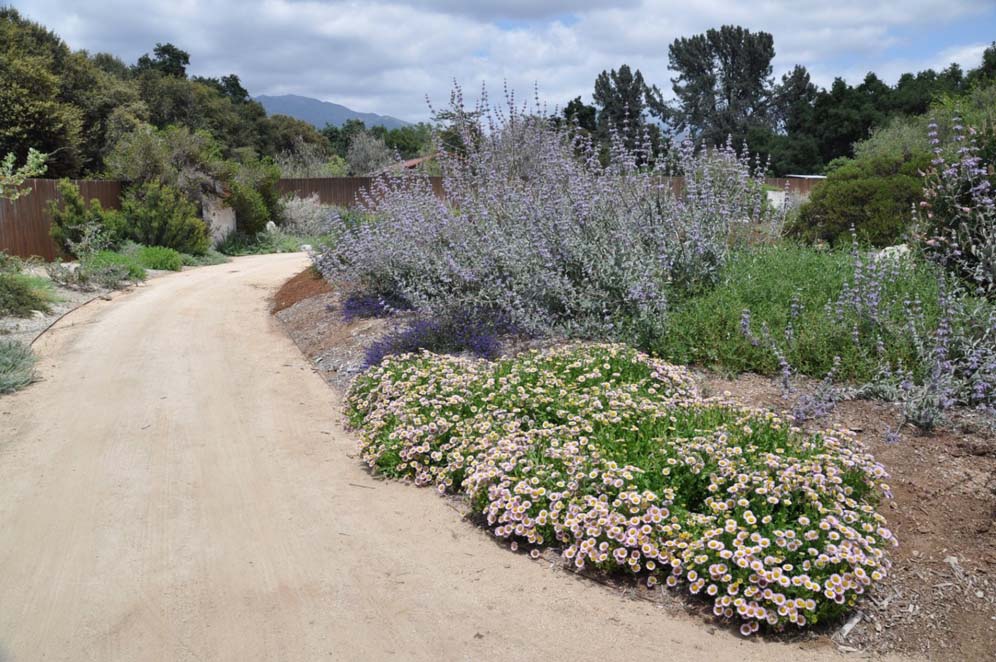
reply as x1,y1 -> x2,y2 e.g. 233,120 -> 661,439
255,94 -> 409,130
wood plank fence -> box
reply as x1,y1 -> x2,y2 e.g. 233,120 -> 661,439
0,179 -> 123,260
2,176 -> 821,260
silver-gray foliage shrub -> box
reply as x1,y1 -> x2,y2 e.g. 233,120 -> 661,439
313,84 -> 777,340
281,193 -> 338,237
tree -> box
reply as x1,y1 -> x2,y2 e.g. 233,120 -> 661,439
739,66 -> 823,175
892,70 -> 941,116
105,124 -> 223,201
667,25 -> 775,147
90,52 -> 129,78
0,149 -> 47,200
60,51 -> 148,173
384,123 -> 433,160
746,127 -> 821,175
773,65 -> 817,134
0,54 -> 82,177
193,74 -> 250,104
0,8 -> 84,176
275,137 -> 348,177
346,132 -> 392,175
966,42 -> 996,88
262,114 -> 327,156
563,96 -> 597,133
322,119 -> 368,158
810,78 -> 886,164
135,42 -> 190,78
592,64 -> 664,151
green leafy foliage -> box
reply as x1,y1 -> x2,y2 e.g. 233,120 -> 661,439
116,182 -> 210,255
180,249 -> 228,266
134,42 -> 189,78
48,179 -> 118,255
104,124 -> 223,192
649,245 -> 943,383
854,83 -> 996,165
787,153 -> 930,247
216,228 -> 314,256
225,182 -> 270,235
593,64 -> 665,152
120,242 -> 183,271
666,26 -> 774,148
138,246 -> 182,271
0,147 -> 47,199
0,9 -> 84,177
225,156 -> 282,234
262,114 -> 327,156
0,272 -> 53,316
81,250 -> 146,281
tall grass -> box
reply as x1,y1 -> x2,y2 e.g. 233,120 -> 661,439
0,272 -> 57,317
0,339 -> 36,394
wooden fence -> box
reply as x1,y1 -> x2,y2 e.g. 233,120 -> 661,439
0,179 -> 123,260
2,176 -> 821,260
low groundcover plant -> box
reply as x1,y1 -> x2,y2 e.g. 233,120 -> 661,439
346,343 -> 895,636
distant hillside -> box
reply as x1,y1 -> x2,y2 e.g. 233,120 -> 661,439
255,94 -> 409,130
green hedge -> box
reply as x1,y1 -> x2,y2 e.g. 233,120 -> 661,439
787,153 -> 931,247
127,244 -> 183,271
115,182 -> 210,256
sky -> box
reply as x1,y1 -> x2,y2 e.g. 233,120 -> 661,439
10,0 -> 996,122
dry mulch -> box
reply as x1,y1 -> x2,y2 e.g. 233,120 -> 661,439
270,266 -> 331,313
273,268 -> 996,661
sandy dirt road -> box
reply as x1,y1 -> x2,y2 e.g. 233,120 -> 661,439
0,254 -> 904,662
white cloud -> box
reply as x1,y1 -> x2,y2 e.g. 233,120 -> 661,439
934,42 -> 991,71
9,0 -> 996,121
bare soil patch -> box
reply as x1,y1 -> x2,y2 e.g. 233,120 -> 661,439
1,265 -> 181,348
270,265 -> 331,313
275,267 -> 996,660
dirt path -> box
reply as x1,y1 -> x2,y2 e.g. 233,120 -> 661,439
0,254 -> 908,662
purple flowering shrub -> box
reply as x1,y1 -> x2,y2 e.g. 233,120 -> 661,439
821,237 -> 996,427
362,308 -> 513,368
313,83 -> 776,341
916,119 -> 996,298
340,291 -> 412,322
737,238 -> 996,430
894,278 -> 996,428
347,344 -> 895,635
